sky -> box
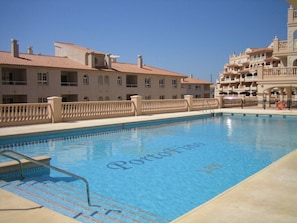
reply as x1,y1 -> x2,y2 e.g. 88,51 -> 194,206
0,0 -> 290,82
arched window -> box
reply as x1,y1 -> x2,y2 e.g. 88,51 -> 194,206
293,59 -> 297,66
98,96 -> 103,101
104,76 -> 109,85
105,96 -> 110,101
117,76 -> 122,85
98,75 -> 103,85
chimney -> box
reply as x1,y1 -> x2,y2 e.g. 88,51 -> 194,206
11,39 -> 19,57
105,54 -> 112,69
27,46 -> 33,54
138,55 -> 143,68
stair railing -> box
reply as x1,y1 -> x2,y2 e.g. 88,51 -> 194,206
0,150 -> 92,206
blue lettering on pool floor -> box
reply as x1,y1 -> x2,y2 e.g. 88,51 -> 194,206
106,142 -> 205,170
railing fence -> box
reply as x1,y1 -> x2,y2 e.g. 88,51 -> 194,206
0,96 -> 220,127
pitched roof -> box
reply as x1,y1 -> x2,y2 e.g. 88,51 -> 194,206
1,41 -> 187,78
54,41 -> 105,55
110,62 -> 187,77
0,51 -> 96,70
181,77 -> 211,84
246,47 -> 273,54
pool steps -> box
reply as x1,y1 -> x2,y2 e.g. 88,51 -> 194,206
1,175 -> 169,223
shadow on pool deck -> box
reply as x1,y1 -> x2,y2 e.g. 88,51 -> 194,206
0,108 -> 297,223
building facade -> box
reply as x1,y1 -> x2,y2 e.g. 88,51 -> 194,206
181,75 -> 213,98
215,4 -> 297,105
1,41 -> 195,103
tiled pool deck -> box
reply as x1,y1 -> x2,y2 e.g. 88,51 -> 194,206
1,108 -> 297,223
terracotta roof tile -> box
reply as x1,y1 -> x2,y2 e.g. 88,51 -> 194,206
181,77 -> 211,84
111,62 -> 187,77
0,51 -> 96,70
54,41 -> 105,55
264,56 -> 280,62
246,47 -> 273,54
0,51 -> 187,77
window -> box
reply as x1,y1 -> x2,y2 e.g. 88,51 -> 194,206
117,76 -> 122,85
83,74 -> 89,85
98,96 -> 103,101
145,78 -> 151,88
61,71 -> 77,86
144,95 -> 151,100
2,68 -> 27,85
117,96 -> 122,100
126,75 -> 137,87
83,96 -> 89,101
159,79 -> 165,88
38,97 -> 47,103
172,79 -> 177,88
37,72 -> 48,85
159,95 -> 165,99
195,85 -> 201,90
172,95 -> 177,99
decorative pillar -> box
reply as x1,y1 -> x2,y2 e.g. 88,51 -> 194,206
184,95 -> 193,111
216,95 -> 224,108
131,95 -> 142,116
47,96 -> 62,123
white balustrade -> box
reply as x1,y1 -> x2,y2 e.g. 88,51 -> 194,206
0,103 -> 51,126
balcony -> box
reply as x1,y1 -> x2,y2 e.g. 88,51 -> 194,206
126,75 -> 138,88
61,71 -> 78,86
2,68 -> 27,85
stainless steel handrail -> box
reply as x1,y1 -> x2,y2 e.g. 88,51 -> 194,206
0,150 -> 92,206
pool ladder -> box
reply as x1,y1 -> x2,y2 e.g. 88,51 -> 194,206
0,150 -> 94,207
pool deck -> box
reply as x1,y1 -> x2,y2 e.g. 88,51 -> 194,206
1,107 -> 297,223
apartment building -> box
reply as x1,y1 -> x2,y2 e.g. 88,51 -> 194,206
215,4 -> 297,103
0,41 -> 189,103
215,47 -> 279,97
181,75 -> 213,98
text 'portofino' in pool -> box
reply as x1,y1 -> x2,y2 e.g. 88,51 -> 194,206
106,142 -> 205,170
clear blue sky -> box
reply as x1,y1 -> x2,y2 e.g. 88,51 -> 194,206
0,0 -> 290,82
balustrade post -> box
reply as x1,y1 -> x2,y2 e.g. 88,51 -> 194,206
131,95 -> 142,116
216,95 -> 224,108
184,95 -> 193,111
47,96 -> 62,123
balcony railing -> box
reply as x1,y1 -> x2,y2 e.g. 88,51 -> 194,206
126,83 -> 138,87
263,67 -> 297,77
2,80 -> 27,85
61,82 -> 78,86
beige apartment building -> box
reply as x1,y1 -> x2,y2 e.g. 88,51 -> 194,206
215,4 -> 297,107
0,41 -> 198,104
181,75 -> 213,98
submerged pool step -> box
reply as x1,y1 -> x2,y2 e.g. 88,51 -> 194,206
1,177 -> 169,223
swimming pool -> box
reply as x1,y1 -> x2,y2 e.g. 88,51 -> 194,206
1,113 -> 297,221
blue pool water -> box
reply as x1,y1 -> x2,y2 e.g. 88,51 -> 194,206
1,114 -> 297,220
